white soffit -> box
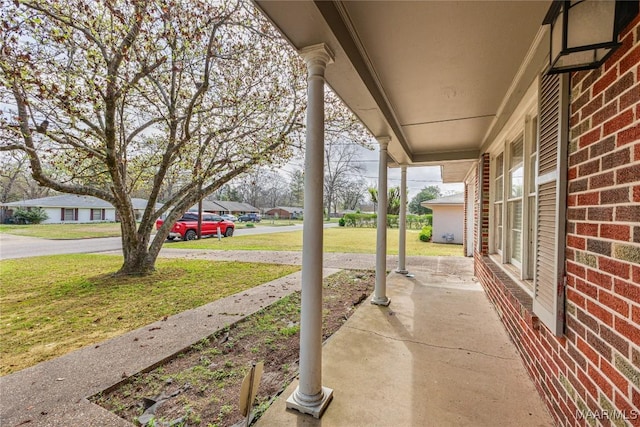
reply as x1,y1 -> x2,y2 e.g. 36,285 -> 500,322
254,0 -> 550,179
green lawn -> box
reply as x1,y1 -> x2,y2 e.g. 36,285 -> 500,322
180,227 -> 464,257
0,223 -> 123,239
0,255 -> 299,375
0,220 -> 305,239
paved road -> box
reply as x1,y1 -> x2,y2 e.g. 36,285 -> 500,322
0,223 -> 338,260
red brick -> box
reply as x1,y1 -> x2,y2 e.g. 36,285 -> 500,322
586,299 -> 614,327
579,191 -> 602,206
634,265 -> 640,284
568,287 -> 586,309
579,127 -> 602,148
620,42 -> 640,76
587,363 -> 612,397
577,223 -> 599,237
633,305 -> 640,324
614,278 -> 640,303
605,72 -> 636,104
577,367 -> 598,398
600,324 -> 630,356
572,90 -> 592,115
568,235 -> 586,250
593,101 -> 618,127
600,188 -> 630,204
620,83 -> 640,111
576,278 -> 598,299
599,289 -> 630,318
614,316 -> 640,346
568,194 -> 577,207
577,337 -> 600,368
570,147 -> 590,166
616,164 -> 640,185
602,147 -> 631,171
618,123 -> 640,147
588,207 -> 613,221
571,91 -> 592,114
590,171 -> 615,189
613,391 -> 640,427
600,358 -> 630,395
616,205 -> 640,222
594,66 -> 618,97
569,166 -> 578,180
568,260 -> 587,278
634,186 -> 640,202
599,257 -> 632,279
587,269 -> 613,290
635,143 -> 640,161
603,109 -> 635,137
600,224 -> 631,241
578,160 -> 601,178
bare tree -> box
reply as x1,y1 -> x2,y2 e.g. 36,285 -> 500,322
0,0 -> 305,275
323,92 -> 372,219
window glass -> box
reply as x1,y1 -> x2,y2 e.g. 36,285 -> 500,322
63,208 -> 75,221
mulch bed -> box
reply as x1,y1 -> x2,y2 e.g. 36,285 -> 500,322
91,269 -> 374,426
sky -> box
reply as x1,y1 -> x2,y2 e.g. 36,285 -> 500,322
282,142 -> 465,201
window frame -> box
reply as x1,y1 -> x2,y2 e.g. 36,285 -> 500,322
487,79 -> 540,296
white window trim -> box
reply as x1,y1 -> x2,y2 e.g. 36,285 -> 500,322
486,79 -> 539,297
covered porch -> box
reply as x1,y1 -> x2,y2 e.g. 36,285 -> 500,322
253,0 -> 555,420
257,257 -> 552,426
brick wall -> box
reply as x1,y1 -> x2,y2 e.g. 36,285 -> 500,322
475,15 -> 640,427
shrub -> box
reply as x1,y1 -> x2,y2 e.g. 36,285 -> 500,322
12,207 -> 48,224
419,225 -> 432,242
245,223 -> 255,228
338,218 -> 345,227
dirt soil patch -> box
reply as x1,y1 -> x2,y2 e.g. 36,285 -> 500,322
91,269 -> 374,426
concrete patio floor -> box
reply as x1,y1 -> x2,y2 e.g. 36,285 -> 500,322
257,258 -> 553,427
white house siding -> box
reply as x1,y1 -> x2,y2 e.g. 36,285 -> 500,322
41,207 -> 116,224
431,205 -> 464,244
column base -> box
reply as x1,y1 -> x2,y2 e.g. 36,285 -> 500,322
395,269 -> 409,275
286,385 -> 333,419
371,296 -> 391,306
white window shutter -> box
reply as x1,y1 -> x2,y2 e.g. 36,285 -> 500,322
533,72 -> 569,336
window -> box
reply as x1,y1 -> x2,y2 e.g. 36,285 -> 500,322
487,71 -> 568,336
490,108 -> 539,293
507,136 -> 524,268
61,208 -> 78,221
90,209 -> 104,221
494,153 -> 504,254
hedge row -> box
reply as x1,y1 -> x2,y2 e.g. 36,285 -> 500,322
340,213 -> 432,229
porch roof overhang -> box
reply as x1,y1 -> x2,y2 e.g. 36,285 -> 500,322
254,0 -> 551,182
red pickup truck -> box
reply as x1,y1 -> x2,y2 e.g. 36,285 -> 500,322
156,212 -> 234,241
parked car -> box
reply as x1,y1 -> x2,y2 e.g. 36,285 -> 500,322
221,214 -> 237,222
238,213 -> 261,222
155,212 -> 234,241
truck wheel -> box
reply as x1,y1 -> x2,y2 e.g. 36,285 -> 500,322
184,230 -> 197,241
225,227 -> 234,237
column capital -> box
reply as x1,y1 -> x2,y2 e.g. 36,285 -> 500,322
376,136 -> 391,149
299,43 -> 335,67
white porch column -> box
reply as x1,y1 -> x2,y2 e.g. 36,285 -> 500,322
372,136 -> 391,306
397,165 -> 408,274
286,43 -> 334,418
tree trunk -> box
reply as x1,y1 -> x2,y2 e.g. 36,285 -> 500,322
117,243 -> 157,276
115,203 -> 158,276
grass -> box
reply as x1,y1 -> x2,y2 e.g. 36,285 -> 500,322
177,227 -> 464,257
0,220 -> 304,239
0,254 -> 299,375
0,223 -> 123,239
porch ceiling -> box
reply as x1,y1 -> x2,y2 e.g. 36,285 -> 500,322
254,0 -> 551,182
